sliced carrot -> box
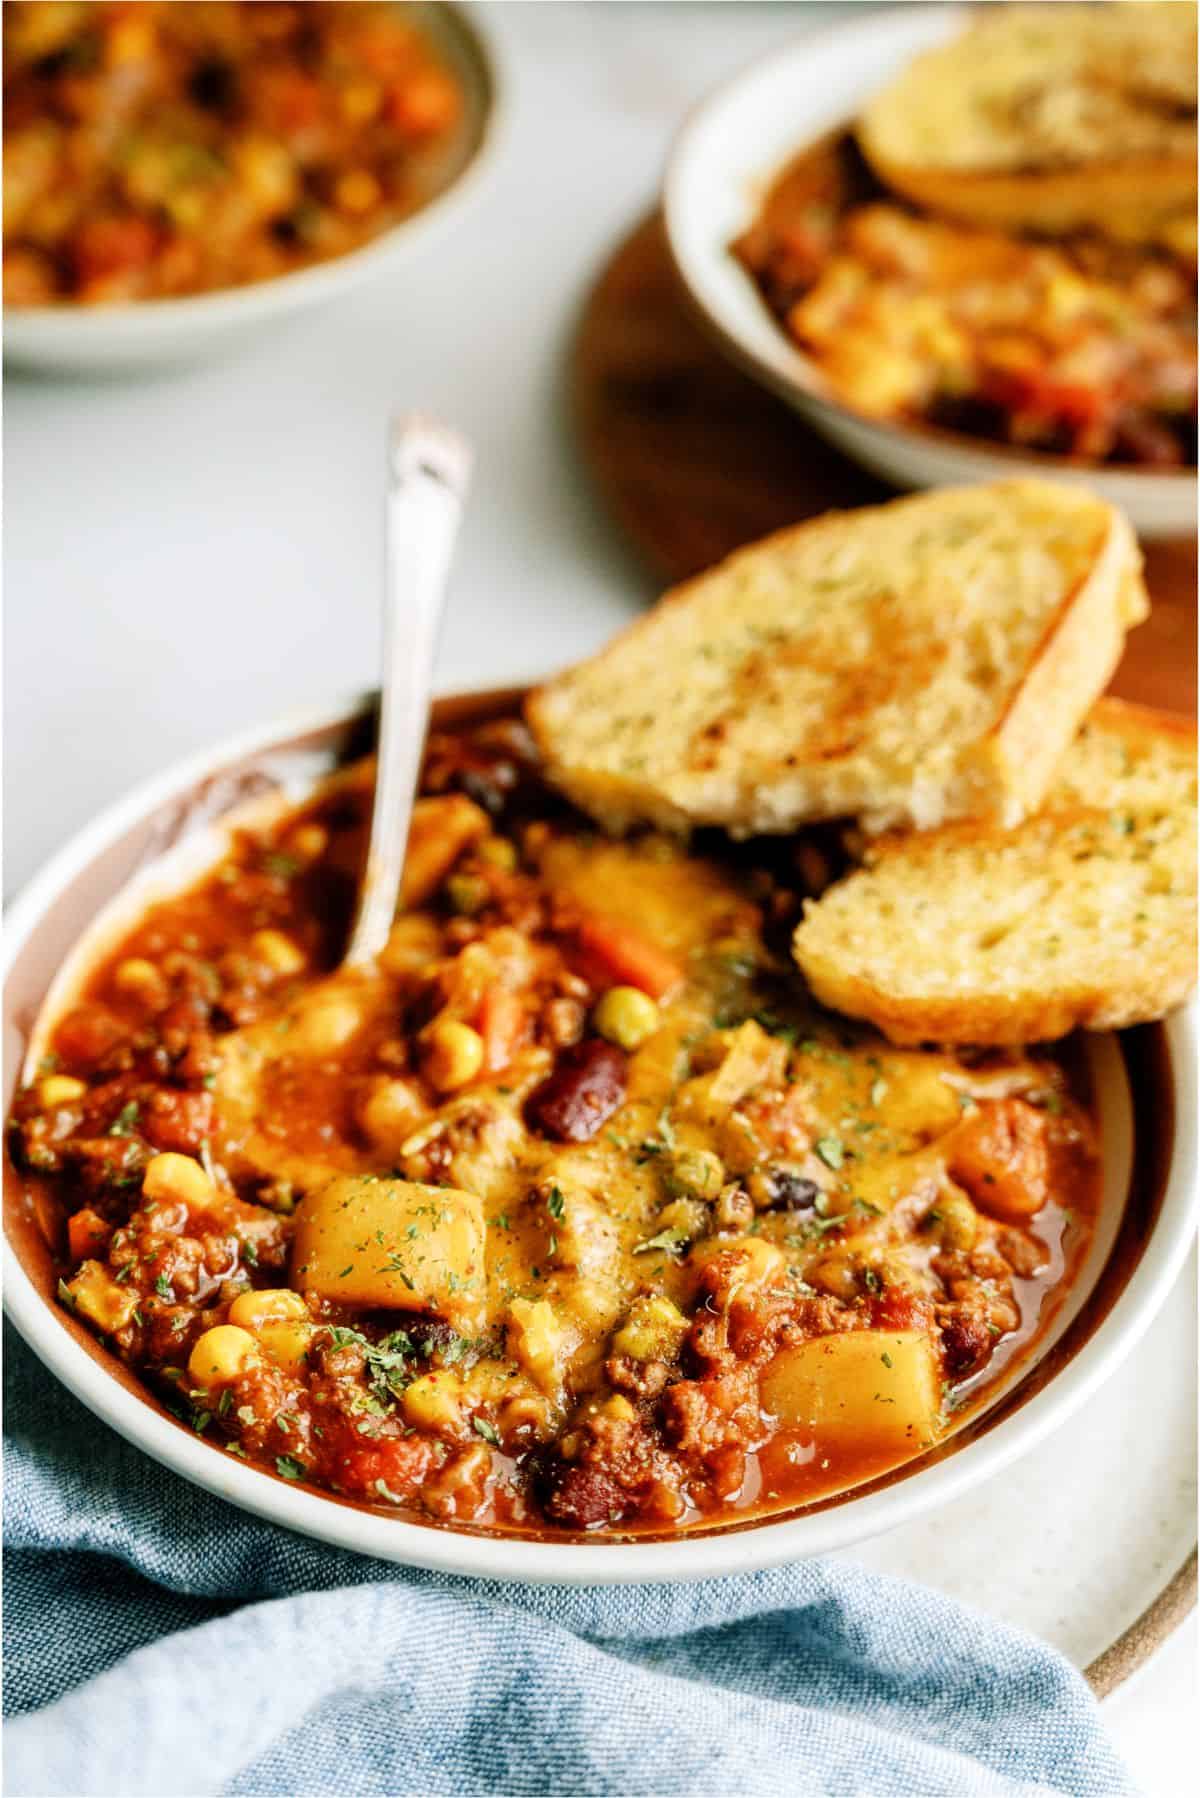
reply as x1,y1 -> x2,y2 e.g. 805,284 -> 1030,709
478,987 -> 527,1074
575,914 -> 684,1001
68,1208 -> 113,1264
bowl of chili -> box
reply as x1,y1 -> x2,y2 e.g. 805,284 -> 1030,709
3,687 -> 1196,1580
662,6 -> 1197,539
3,2 -> 499,374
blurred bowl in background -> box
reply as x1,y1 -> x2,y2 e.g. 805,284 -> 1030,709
3,3 -> 500,378
663,5 -> 1197,540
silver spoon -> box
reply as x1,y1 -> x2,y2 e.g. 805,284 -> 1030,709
343,412 -> 473,968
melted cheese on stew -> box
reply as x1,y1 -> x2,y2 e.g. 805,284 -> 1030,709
9,720 -> 1101,1536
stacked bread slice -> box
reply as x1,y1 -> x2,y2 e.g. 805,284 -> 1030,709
792,700 -> 1196,1044
529,480 -> 1195,1044
857,2 -> 1198,251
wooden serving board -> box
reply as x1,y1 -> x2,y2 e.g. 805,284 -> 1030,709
574,212 -> 1197,720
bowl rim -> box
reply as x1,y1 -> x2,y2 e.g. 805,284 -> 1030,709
661,1 -> 1197,493
2,2 -> 501,345
4,686 -> 1197,1584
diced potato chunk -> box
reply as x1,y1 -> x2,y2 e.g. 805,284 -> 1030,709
402,1370 -> 466,1438
677,1021 -> 788,1123
761,1330 -> 940,1456
292,1176 -> 485,1329
64,1260 -> 138,1335
507,1297 -> 572,1396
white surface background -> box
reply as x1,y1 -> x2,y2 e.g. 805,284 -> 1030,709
3,3 -> 1195,1789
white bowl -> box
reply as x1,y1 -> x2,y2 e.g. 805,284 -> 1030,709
3,4 -> 499,377
663,4 -> 1197,540
4,689 -> 1196,1582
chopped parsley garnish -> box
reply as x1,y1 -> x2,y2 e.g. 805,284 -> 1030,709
275,1455 -> 307,1481
814,1135 -> 844,1170
546,1185 -> 565,1222
633,1225 -> 690,1256
472,1417 -> 500,1446
108,1101 -> 140,1138
154,1273 -> 173,1300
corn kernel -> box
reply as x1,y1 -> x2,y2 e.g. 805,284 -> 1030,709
445,872 -> 490,916
143,1152 -> 215,1211
476,837 -> 518,872
359,1076 -> 427,1153
188,1325 -> 260,1387
112,957 -> 169,1007
38,1074 -> 87,1109
593,986 -> 660,1051
287,822 -> 328,864
250,930 -> 306,977
340,81 -> 382,124
106,14 -> 154,67
809,1255 -> 860,1301
424,1019 -> 484,1092
335,169 -> 382,215
229,1288 -> 308,1330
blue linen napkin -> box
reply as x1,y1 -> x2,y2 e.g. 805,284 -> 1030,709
3,1325 -> 1136,1798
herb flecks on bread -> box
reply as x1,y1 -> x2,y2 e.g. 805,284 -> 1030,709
528,482 -> 1147,838
858,2 -> 1198,247
793,701 -> 1198,1044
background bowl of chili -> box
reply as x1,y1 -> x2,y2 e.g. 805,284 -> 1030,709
662,5 -> 1197,540
2,3 -> 499,375
4,687 -> 1196,1581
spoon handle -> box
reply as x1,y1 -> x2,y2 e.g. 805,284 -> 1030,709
344,413 -> 473,968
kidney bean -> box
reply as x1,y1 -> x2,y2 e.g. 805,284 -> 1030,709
939,1308 -> 993,1378
761,1170 -> 821,1213
526,1039 -> 627,1143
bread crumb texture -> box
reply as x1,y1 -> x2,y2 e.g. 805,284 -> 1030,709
528,481 -> 1145,836
793,699 -> 1197,1044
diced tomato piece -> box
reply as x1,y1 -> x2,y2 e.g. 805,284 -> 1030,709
52,1005 -> 127,1071
72,215 -> 158,284
574,914 -> 684,1000
334,1432 -> 436,1501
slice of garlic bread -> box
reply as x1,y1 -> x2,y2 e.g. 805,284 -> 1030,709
793,701 -> 1197,1044
528,482 -> 1147,837
858,3 -> 1197,247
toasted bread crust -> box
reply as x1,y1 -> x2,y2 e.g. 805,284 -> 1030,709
974,506 -> 1147,825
